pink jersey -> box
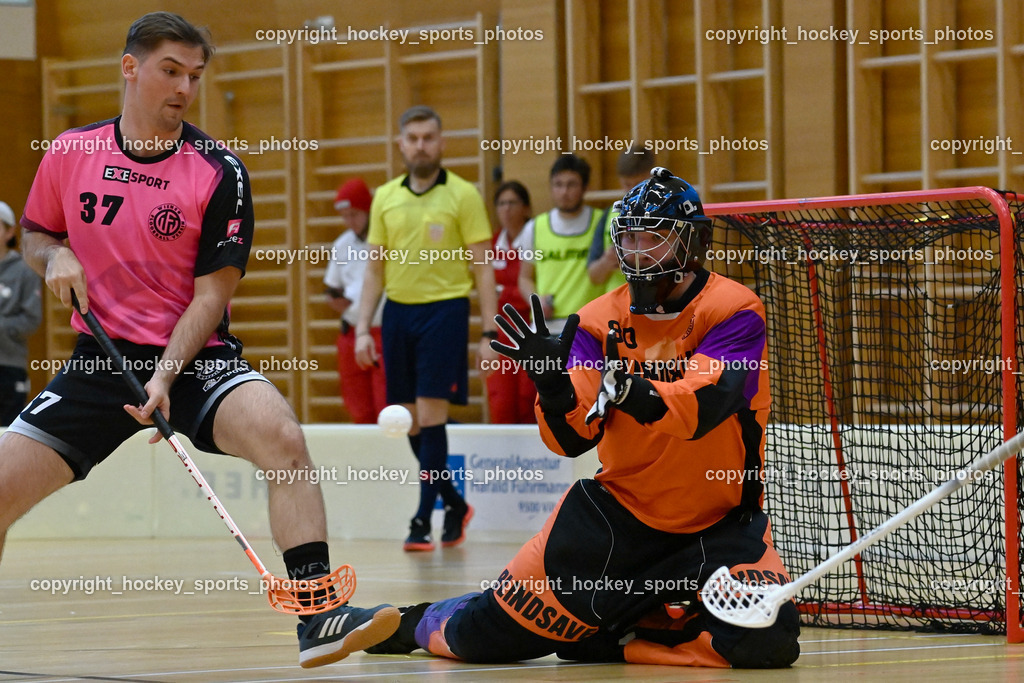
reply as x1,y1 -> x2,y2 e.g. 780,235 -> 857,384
21,117 -> 253,347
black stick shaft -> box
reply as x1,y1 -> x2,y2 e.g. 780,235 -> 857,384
71,290 -> 175,440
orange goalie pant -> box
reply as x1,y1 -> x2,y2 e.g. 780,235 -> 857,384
413,479 -> 800,668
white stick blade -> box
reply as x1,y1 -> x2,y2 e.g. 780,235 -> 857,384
700,566 -> 784,629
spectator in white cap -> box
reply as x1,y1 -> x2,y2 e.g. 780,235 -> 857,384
0,201 -> 43,425
322,178 -> 387,423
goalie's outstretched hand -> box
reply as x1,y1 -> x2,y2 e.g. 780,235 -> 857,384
585,330 -> 668,425
490,293 -> 579,395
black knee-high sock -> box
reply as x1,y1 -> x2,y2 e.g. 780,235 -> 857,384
284,541 -> 331,624
417,427 -> 464,509
414,424 -> 450,521
411,432 -> 462,510
408,433 -> 422,463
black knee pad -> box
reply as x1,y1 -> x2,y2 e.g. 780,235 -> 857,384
719,602 -> 800,668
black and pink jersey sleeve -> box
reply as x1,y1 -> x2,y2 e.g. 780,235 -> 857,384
188,128 -> 254,277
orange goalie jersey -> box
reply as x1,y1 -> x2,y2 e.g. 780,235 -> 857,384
536,269 -> 770,534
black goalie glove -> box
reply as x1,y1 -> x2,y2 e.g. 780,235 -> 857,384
490,294 -> 579,397
585,330 -> 668,425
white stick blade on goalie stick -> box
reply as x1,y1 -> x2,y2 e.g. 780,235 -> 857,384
71,291 -> 356,615
700,429 -> 1024,628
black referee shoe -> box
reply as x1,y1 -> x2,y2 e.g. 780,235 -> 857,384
441,504 -> 474,547
403,517 -> 435,551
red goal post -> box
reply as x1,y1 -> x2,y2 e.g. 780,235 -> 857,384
704,186 -> 1022,642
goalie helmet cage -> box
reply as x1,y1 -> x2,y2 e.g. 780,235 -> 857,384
704,186 -> 1023,641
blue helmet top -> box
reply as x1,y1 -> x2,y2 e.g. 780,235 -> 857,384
611,168 -> 714,313
617,167 -> 709,224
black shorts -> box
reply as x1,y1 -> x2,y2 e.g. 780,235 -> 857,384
494,478 -> 792,635
382,297 -> 469,405
7,334 -> 269,480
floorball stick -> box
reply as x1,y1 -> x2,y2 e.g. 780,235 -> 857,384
700,429 -> 1024,628
71,292 -> 355,615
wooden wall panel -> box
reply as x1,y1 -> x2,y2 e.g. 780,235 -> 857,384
848,0 -> 1018,192
495,0 -> 562,217
11,0 -> 1024,423
565,0 -> 783,204
781,0 -> 844,196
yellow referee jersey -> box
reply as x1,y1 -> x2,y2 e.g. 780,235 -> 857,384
367,169 -> 491,304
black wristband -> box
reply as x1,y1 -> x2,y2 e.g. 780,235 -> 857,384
480,330 -> 499,340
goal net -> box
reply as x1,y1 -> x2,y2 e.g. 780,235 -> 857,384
705,187 -> 1023,641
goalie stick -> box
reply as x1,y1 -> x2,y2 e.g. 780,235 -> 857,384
700,429 -> 1024,628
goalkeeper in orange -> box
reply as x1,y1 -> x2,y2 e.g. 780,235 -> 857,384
362,168 -> 800,668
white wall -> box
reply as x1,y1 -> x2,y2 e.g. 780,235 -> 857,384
5,425 -> 602,543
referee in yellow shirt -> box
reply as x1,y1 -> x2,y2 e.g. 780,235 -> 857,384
356,105 -> 498,551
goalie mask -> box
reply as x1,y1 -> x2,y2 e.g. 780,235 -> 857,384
612,167 -> 713,314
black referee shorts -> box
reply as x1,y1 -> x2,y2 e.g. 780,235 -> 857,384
382,297 -> 469,405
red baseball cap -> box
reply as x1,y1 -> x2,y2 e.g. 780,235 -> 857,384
334,178 -> 372,212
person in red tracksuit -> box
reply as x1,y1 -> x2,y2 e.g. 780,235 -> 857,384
486,181 -> 536,423
324,178 -> 387,423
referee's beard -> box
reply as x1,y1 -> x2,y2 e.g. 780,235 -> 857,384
407,158 -> 442,180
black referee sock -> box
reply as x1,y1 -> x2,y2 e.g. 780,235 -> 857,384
417,426 -> 465,510
283,541 -> 331,624
414,424 -> 448,521
407,433 -> 423,463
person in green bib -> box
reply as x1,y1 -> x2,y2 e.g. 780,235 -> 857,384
587,144 -> 657,294
518,154 -> 605,333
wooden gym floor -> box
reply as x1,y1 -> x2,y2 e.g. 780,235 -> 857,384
1,538 -> 1021,682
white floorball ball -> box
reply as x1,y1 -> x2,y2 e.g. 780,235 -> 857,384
377,404 -> 413,438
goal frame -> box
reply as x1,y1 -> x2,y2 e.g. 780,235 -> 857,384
704,186 -> 1022,642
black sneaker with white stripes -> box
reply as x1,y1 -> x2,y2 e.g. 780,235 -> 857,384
298,603 -> 401,668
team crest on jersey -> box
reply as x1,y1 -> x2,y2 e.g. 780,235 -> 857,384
428,222 -> 444,242
149,203 -> 186,241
